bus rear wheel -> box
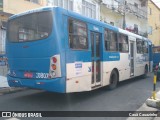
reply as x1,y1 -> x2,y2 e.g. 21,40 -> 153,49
109,70 -> 118,90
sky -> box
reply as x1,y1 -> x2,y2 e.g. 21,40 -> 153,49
152,0 -> 160,8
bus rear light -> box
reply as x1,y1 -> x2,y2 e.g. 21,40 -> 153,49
52,57 -> 57,63
49,54 -> 61,78
51,64 -> 56,70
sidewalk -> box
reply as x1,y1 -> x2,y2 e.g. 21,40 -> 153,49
127,91 -> 160,120
0,76 -> 26,95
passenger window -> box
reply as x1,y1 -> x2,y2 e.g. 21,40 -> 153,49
137,39 -> 143,54
143,41 -> 148,53
119,34 -> 129,52
68,19 -> 88,50
104,29 -> 118,51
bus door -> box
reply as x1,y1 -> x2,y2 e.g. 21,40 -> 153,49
90,32 -> 101,87
130,41 -> 135,76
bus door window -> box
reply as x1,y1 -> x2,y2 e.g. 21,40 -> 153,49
91,33 -> 94,57
96,34 -> 100,57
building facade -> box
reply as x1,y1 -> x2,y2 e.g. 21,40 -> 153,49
100,0 -> 148,37
148,0 -> 160,46
47,0 -> 100,20
0,0 -> 47,54
47,0 -> 148,37
0,0 -> 151,54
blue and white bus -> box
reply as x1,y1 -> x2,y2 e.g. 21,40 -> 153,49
6,7 -> 152,93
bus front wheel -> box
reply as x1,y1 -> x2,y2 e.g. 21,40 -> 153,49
109,70 -> 118,90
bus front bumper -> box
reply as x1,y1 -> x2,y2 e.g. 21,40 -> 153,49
7,75 -> 66,93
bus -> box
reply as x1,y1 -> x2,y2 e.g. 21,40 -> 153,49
153,46 -> 160,69
6,7 -> 152,93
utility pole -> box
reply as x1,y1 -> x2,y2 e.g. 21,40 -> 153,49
123,1 -> 127,30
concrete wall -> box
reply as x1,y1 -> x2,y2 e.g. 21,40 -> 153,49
0,0 -> 47,57
100,0 -> 148,34
148,0 -> 160,46
3,0 -> 46,14
100,6 -> 122,28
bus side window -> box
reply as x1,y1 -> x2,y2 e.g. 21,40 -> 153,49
142,41 -> 148,53
104,29 -> 117,52
136,39 -> 143,54
68,19 -> 88,50
118,34 -> 129,52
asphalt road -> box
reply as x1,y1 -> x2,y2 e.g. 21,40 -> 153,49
0,73 -> 160,120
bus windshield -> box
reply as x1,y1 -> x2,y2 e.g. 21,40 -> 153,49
7,11 -> 53,42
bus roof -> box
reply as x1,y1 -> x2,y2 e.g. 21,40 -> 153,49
9,6 -> 54,20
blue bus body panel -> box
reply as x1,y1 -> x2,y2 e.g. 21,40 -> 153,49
153,53 -> 160,66
8,75 -> 66,93
149,45 -> 153,61
7,7 -> 66,93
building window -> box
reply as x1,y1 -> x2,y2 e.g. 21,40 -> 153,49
118,34 -> 128,52
148,26 -> 152,35
68,19 -> 88,50
104,29 -> 118,51
49,0 -> 73,11
0,0 -> 3,11
149,8 -> 152,15
1,21 -> 7,29
141,1 -> 146,7
26,0 -> 39,4
134,24 -> 138,34
82,0 -> 96,19
134,3 -> 138,8
110,22 -> 114,26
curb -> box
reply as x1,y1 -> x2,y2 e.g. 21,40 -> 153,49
0,87 -> 27,95
146,98 -> 160,109
127,102 -> 158,120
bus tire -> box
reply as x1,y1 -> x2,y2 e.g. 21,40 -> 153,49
109,70 -> 118,90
